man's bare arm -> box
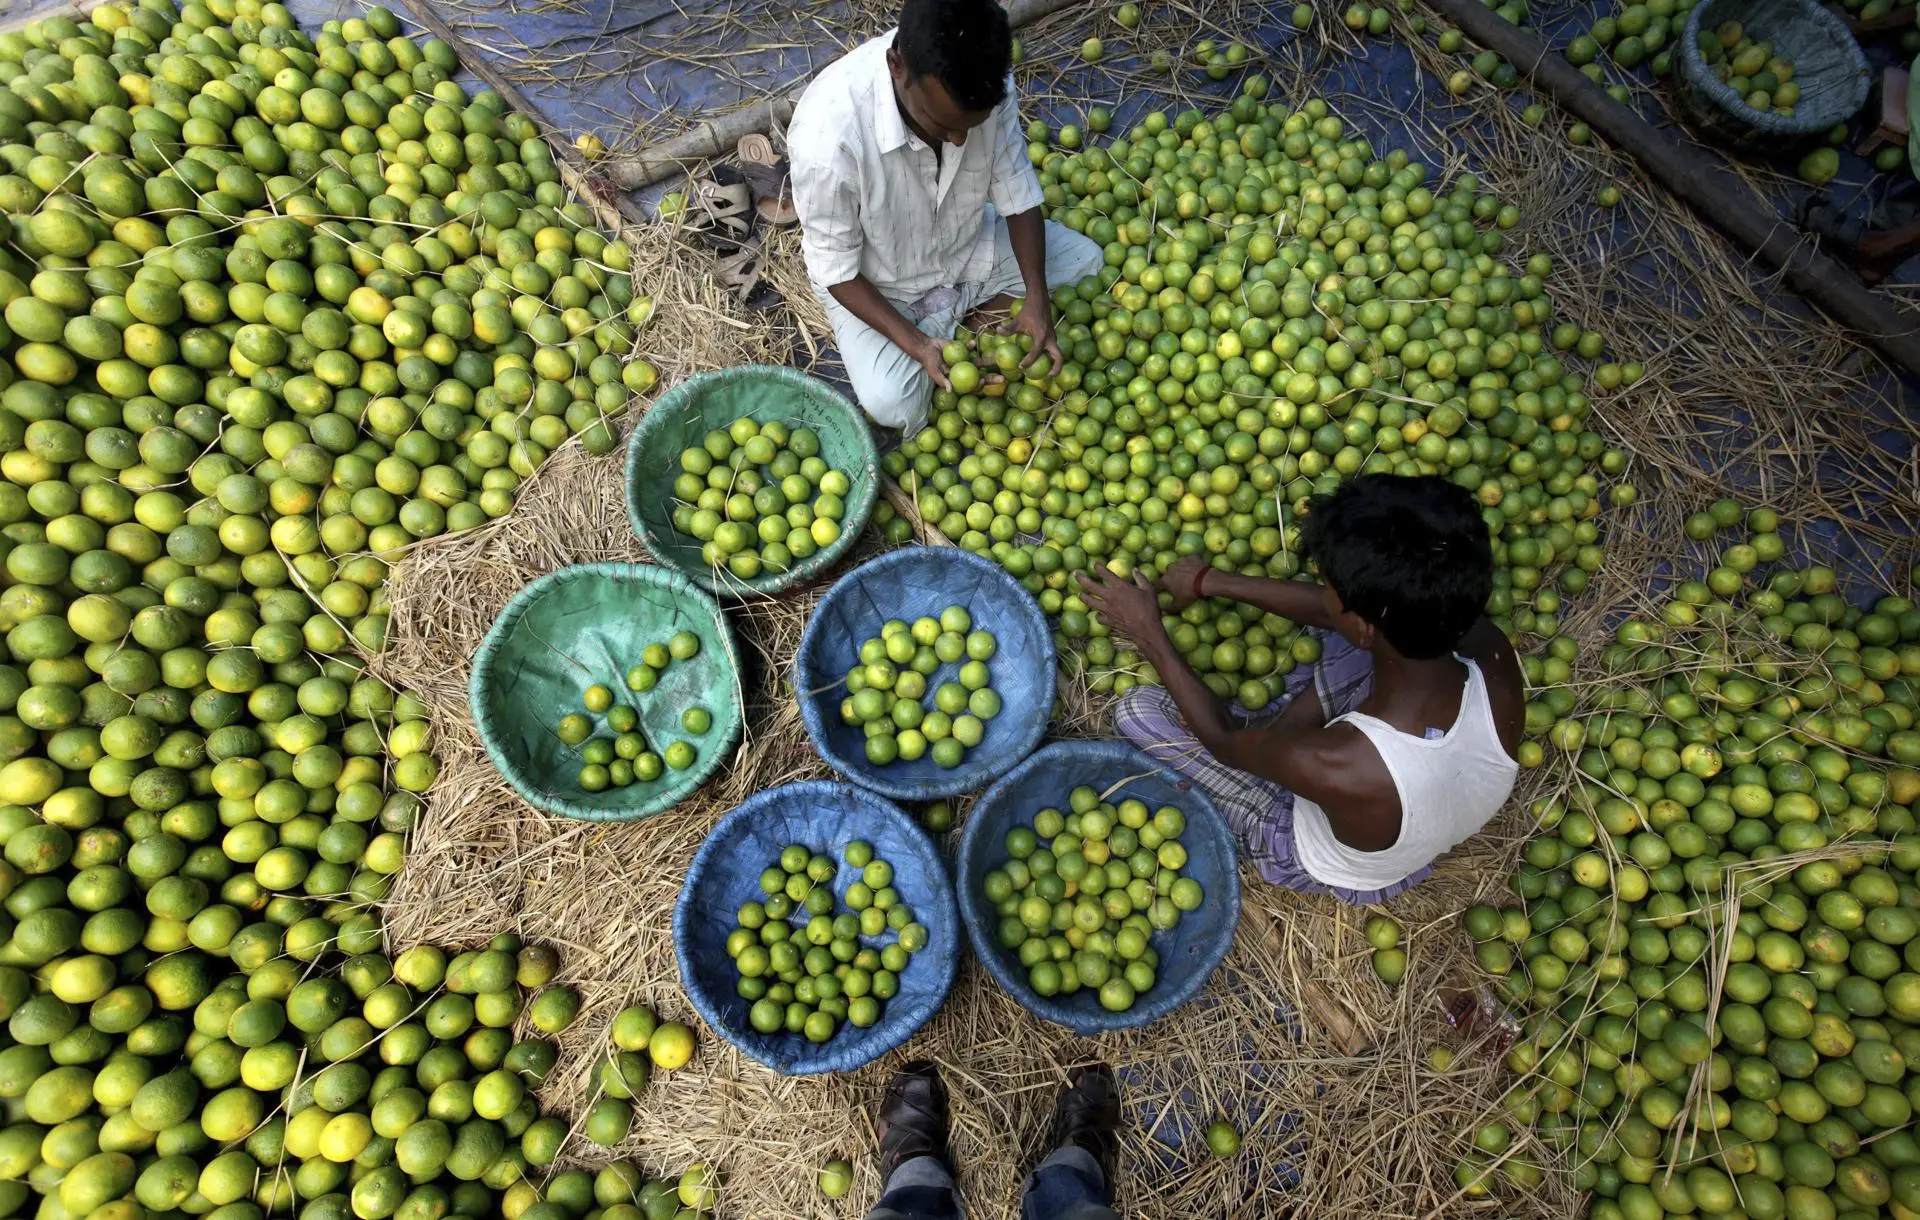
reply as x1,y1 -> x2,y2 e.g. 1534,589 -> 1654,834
1176,567 -> 1340,630
1455,616 -> 1525,753
1212,722 -> 1402,852
1077,567 -> 1402,853
1004,208 -> 1051,303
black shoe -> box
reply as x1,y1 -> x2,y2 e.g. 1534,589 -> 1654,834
876,1059 -> 950,1181
1048,1063 -> 1120,1186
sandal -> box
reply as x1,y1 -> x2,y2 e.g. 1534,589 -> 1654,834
715,231 -> 784,311
737,133 -> 798,227
688,164 -> 757,248
1799,193 -> 1866,251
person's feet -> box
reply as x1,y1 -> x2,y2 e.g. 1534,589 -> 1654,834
1048,1062 -> 1121,1185
876,1059 -> 950,1181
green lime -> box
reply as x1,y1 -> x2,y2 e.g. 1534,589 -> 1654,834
818,1159 -> 853,1198
1205,1120 -> 1242,1157
1364,916 -> 1402,951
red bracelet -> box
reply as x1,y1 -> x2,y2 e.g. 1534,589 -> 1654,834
1193,566 -> 1210,599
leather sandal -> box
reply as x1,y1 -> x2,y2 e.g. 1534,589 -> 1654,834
737,133 -> 797,227
688,164 -> 756,248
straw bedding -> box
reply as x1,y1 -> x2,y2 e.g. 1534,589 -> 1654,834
376,1 -> 1920,1216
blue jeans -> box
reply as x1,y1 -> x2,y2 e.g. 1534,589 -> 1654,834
863,1149 -> 1119,1220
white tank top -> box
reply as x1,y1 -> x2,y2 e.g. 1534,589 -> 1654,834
1292,658 -> 1518,892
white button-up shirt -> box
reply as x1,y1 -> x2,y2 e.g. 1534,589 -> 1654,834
788,30 -> 1044,305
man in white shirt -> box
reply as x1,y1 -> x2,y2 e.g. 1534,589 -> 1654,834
788,0 -> 1105,433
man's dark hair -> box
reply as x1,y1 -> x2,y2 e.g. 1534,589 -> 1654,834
896,0 -> 1012,113
1297,474 -> 1492,660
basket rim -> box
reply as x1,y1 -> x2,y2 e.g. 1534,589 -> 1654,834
623,365 -> 881,600
466,560 -> 744,822
791,547 -> 1058,801
670,778 -> 961,1075
1677,0 -> 1869,135
954,738 -> 1243,1035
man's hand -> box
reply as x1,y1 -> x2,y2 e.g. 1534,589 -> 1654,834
1074,565 -> 1166,646
1004,302 -> 1062,373
1160,556 -> 1214,612
907,331 -> 953,392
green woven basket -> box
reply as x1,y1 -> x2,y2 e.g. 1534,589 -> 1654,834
625,366 -> 880,598
469,563 -> 743,821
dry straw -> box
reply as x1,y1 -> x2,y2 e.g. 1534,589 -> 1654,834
373,1 -> 1920,1216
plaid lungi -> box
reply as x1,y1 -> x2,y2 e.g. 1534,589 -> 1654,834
1113,632 -> 1433,905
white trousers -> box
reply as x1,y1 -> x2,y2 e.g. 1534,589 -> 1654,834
817,217 -> 1105,433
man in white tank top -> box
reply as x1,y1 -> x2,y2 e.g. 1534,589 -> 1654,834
1078,475 -> 1524,904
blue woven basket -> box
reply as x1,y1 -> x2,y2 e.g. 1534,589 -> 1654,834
956,740 -> 1241,1035
672,780 -> 960,1075
793,548 -> 1055,802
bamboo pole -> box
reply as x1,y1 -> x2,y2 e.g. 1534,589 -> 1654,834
1423,0 -> 1920,379
608,0 -> 1094,191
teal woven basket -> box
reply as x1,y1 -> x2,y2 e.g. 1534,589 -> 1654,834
469,563 -> 743,821
625,366 -> 880,599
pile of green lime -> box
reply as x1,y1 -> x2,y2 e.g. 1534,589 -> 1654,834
886,91 -> 1638,708
1560,0 -> 1707,89
1452,504 -> 1920,1211
0,0 -> 650,658
0,0 -> 733,1211
521,1161 -> 716,1220
730,840 -> 929,1043
838,607 -> 1001,768
984,786 -> 1203,1012
669,419 -> 852,581
553,629 -> 708,790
